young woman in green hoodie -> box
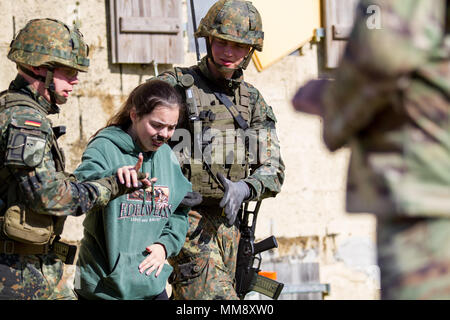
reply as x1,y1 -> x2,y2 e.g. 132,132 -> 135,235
73,80 -> 192,300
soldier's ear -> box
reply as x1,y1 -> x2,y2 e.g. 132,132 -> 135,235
30,66 -> 47,77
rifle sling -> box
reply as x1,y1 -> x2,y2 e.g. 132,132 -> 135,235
212,91 -> 249,130
191,67 -> 249,130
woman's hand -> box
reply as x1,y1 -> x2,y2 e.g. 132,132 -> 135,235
138,243 -> 167,277
116,153 -> 156,188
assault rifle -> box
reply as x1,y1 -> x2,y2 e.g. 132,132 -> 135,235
235,201 -> 284,300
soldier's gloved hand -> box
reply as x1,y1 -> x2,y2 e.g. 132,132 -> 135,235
116,153 -> 152,189
217,173 -> 250,227
116,172 -> 154,195
95,153 -> 154,200
180,191 -> 203,208
95,172 -> 152,201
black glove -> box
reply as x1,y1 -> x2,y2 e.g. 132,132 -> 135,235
180,191 -> 203,208
217,173 -> 250,227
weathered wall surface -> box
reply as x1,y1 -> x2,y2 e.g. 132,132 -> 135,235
0,0 -> 379,300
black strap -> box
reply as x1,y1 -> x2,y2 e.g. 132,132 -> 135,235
213,91 -> 249,130
189,67 -> 249,130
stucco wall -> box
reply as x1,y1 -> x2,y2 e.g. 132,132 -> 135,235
0,0 -> 379,300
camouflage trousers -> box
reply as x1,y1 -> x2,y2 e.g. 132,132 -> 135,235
377,216 -> 450,299
168,207 -> 240,300
0,253 -> 76,300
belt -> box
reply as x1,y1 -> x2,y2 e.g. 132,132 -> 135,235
0,217 -> 77,264
0,239 -> 78,264
0,240 -> 49,255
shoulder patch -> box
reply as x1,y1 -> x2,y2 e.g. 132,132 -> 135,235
5,115 -> 51,168
10,111 -> 51,133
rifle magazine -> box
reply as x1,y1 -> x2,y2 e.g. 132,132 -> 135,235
250,272 -> 284,300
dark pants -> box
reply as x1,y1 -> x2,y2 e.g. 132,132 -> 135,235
168,209 -> 239,300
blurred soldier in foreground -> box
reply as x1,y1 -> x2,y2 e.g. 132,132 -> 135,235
292,0 -> 450,299
0,18 -> 150,299
154,0 -> 284,299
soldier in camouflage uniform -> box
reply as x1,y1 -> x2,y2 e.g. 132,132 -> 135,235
292,0 -> 450,299
154,0 -> 285,299
0,18 -> 150,300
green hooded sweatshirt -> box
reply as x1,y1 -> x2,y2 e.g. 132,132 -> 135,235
73,126 -> 191,300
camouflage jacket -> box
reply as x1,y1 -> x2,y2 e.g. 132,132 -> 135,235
321,0 -> 450,216
155,57 -> 284,201
0,75 -> 114,226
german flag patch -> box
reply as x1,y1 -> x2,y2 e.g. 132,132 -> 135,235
24,120 -> 42,127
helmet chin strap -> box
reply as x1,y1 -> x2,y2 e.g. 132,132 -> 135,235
18,65 -> 66,105
43,69 -> 67,105
241,47 -> 255,70
206,39 -> 255,77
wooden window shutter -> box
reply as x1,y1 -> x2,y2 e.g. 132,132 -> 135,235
322,0 -> 359,68
109,0 -> 183,64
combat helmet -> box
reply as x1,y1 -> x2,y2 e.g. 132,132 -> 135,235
195,0 -> 264,72
7,18 -> 90,104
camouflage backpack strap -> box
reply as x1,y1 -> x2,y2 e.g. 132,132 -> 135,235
225,82 -> 251,181
238,82 -> 250,109
0,90 -> 8,110
3,90 -> 48,115
0,91 -> 9,214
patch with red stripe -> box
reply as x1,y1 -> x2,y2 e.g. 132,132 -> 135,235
24,120 -> 42,127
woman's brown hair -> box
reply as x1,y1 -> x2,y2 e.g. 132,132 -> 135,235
92,79 -> 183,138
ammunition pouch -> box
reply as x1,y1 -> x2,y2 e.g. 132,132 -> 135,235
0,211 -> 77,264
2,204 -> 53,245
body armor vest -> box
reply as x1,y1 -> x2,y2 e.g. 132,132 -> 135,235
0,91 -> 67,242
174,67 -> 251,201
